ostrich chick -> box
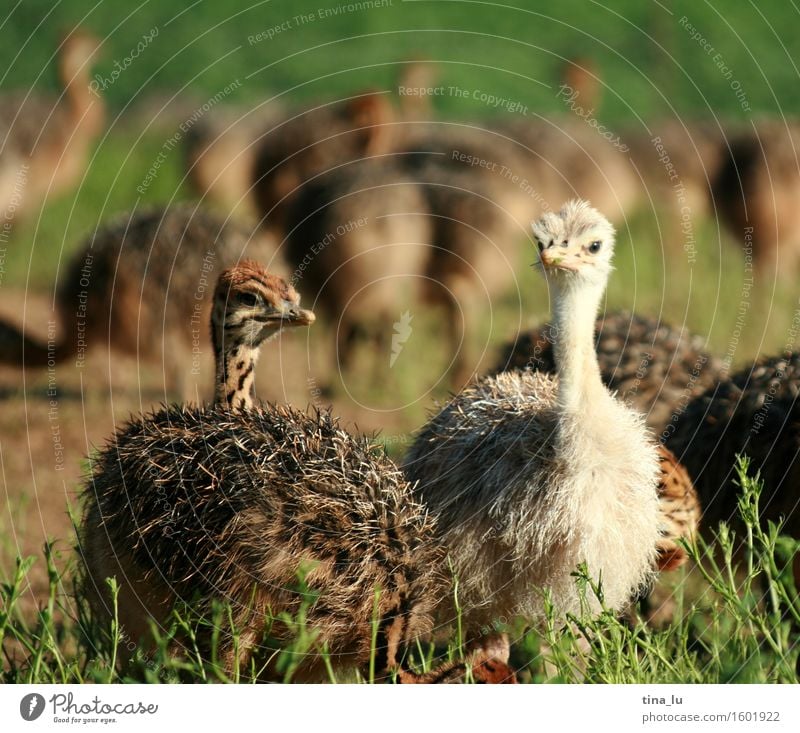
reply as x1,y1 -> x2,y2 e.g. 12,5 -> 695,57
404,200 -> 661,641
81,262 -> 513,683
0,205 -> 271,399
667,351 -> 800,596
654,445 -> 700,572
668,351 -> 800,542
0,29 -> 104,222
209,260 -> 315,409
492,312 -> 706,572
712,121 -> 800,277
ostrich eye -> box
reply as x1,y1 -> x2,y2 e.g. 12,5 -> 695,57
236,292 -> 261,307
588,241 -> 602,254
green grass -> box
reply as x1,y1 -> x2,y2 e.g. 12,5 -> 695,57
4,1 -> 799,119
2,457 -> 798,683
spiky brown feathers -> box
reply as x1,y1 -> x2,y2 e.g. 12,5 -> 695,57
668,351 -> 800,540
81,402 -> 443,680
654,445 -> 700,571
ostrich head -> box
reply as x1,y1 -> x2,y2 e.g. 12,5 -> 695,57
59,29 -> 102,87
212,260 -> 314,409
532,200 -> 615,289
212,260 -> 314,351
253,93 -> 394,234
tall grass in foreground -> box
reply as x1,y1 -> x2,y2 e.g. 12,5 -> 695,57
1,457 -> 797,683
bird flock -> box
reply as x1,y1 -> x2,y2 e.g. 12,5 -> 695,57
1,32 -> 798,684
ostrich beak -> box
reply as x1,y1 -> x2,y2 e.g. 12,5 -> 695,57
539,249 -> 580,272
281,305 -> 316,327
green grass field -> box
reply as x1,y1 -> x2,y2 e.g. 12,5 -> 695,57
2,460 -> 798,683
1,1 -> 800,684
4,0 -> 800,118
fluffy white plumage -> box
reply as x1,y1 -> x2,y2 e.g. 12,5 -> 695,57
404,200 -> 661,630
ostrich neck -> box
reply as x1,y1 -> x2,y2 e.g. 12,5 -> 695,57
551,278 -> 607,414
62,67 -> 104,136
213,331 -> 261,410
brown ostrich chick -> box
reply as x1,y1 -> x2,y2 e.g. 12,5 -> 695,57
668,351 -> 800,545
183,101 -> 285,221
625,118 -> 730,220
251,92 -> 395,236
80,261 -> 515,683
0,29 -> 105,222
559,56 -> 602,112
0,205 -> 271,398
497,117 -> 640,226
284,159 -> 432,376
667,351 -> 800,594
208,260 -> 315,409
283,155 -> 521,385
654,444 -> 701,572
712,120 -> 800,277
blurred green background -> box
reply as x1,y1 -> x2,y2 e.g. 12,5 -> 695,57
1,0 -> 798,360
3,0 -> 796,118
